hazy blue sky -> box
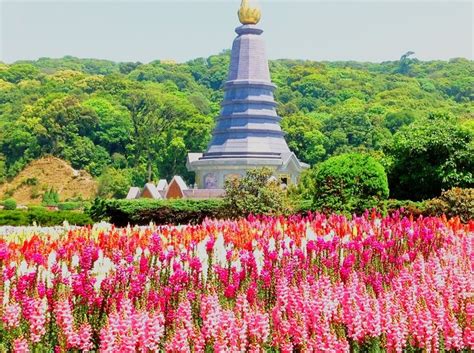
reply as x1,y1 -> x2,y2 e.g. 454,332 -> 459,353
1,0 -> 472,63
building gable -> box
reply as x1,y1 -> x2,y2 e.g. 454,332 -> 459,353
165,176 -> 188,199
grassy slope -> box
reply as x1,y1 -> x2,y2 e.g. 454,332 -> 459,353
0,156 -> 97,205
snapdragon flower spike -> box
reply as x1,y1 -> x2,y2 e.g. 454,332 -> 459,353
3,302 -> 21,328
25,297 -> 47,343
0,213 -> 471,351
55,299 -> 80,348
13,337 -> 30,353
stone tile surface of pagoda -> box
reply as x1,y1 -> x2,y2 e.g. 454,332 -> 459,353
187,9 -> 308,189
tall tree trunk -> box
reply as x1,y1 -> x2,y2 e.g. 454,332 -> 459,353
147,155 -> 152,182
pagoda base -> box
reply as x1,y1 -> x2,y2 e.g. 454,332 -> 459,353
187,153 -> 309,189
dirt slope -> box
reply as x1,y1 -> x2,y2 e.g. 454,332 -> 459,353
0,156 -> 98,205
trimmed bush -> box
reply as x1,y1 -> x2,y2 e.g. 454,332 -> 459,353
0,211 -> 24,225
3,198 -> 17,210
312,153 -> 389,214
378,199 -> 427,218
57,202 -> 83,211
0,210 -> 92,226
296,198 -> 428,218
88,198 -> 226,226
426,188 -> 473,223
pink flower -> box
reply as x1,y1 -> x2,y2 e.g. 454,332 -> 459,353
0,241 -> 9,261
205,237 -> 215,253
3,302 -> 21,328
55,299 -> 80,348
26,298 -> 47,343
13,337 -> 29,353
99,298 -> 164,352
78,323 -> 93,351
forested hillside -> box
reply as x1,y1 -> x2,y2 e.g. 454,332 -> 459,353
0,54 -> 472,200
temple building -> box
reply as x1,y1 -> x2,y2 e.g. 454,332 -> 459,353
126,1 -> 308,200
187,0 -> 308,189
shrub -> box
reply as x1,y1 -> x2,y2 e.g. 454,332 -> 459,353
88,198 -> 226,226
3,198 -> 17,210
224,168 -> 292,217
42,188 -> 60,206
385,116 -> 473,201
378,199 -> 427,218
57,202 -> 83,211
30,186 -> 41,199
295,199 -> 313,213
27,210 -> 92,226
0,210 -> 92,226
23,177 -> 38,186
426,188 -> 473,223
4,188 -> 14,198
312,153 -> 389,214
0,211 -> 26,225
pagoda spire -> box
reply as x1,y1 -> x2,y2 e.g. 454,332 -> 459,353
187,1 -> 308,189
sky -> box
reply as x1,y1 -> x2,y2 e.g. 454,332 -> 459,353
1,0 -> 472,64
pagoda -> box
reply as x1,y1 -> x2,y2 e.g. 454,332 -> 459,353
187,0 -> 308,189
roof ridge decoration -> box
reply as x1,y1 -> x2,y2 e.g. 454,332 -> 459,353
238,0 -> 261,25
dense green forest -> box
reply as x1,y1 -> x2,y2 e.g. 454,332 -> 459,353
0,54 -> 472,201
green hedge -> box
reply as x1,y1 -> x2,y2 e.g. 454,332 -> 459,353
295,198 -> 427,217
0,210 -> 93,226
378,199 -> 428,217
88,189 -> 472,227
57,202 -> 83,211
88,198 -> 227,226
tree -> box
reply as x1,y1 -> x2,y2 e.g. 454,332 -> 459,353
0,56 -> 472,200
224,168 -> 291,217
187,52 -> 230,90
0,64 -> 40,83
385,116 -> 473,200
1,127 -> 40,165
97,167 -> 132,199
383,111 -> 415,134
397,51 -> 416,75
281,113 -> 327,165
62,136 -> 110,176
83,97 -> 132,154
21,95 -> 99,156
0,156 -> 5,183
122,89 -> 180,181
312,153 -> 389,214
119,62 -> 142,75
322,114 -> 390,156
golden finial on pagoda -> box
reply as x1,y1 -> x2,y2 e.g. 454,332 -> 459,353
238,0 -> 261,25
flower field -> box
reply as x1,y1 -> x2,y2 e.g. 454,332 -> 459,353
0,212 -> 472,352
